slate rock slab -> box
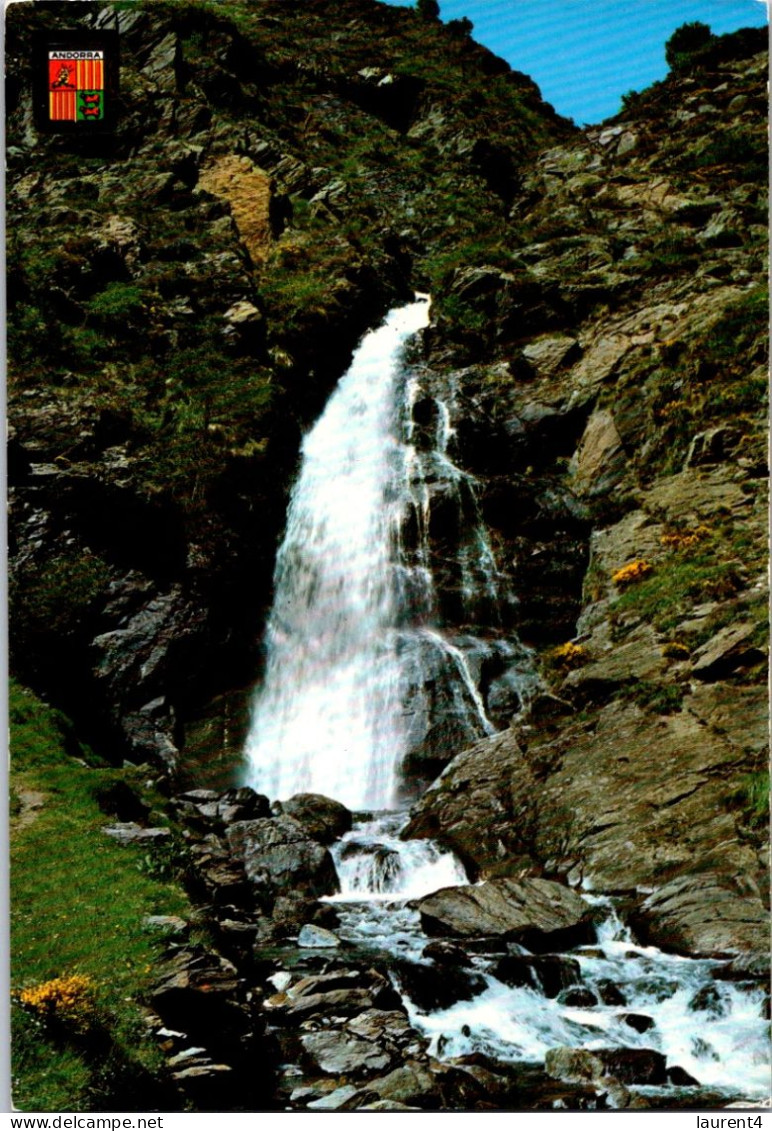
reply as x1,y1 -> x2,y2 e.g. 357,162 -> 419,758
413,877 -> 595,951
227,815 -> 338,898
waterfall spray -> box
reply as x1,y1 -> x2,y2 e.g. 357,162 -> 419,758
244,297 -> 432,809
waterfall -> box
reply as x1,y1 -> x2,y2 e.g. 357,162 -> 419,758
244,297 -> 433,809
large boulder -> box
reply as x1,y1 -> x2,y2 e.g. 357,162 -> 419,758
545,1046 -> 667,1086
280,793 -> 353,844
491,954 -> 581,997
413,877 -> 595,951
301,1029 -> 393,1077
628,874 -> 769,960
392,959 -> 487,1012
408,695 -> 767,957
226,816 -> 338,898
403,730 -> 538,877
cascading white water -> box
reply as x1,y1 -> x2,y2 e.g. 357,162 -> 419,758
244,297 -> 432,809
330,813 -> 467,902
329,854 -> 770,1100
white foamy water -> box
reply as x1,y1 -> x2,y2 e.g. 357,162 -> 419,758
331,821 -> 770,1101
330,812 -> 467,902
244,298 -> 431,809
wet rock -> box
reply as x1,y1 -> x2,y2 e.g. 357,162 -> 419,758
557,986 -> 598,1008
688,983 -> 726,1016
404,730 -> 538,875
280,793 -> 353,844
301,1029 -> 393,1077
596,979 -> 626,1007
619,1012 -> 655,1033
492,954 -> 580,998
259,894 -> 318,942
715,951 -> 769,981
545,1046 -> 667,1086
414,877 -> 595,951
422,940 -> 472,966
297,924 -> 341,948
227,816 -> 338,899
668,1066 -> 700,1086
393,959 -> 487,1012
629,874 -> 768,958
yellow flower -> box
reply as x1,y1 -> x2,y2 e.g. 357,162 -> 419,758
612,560 -> 653,588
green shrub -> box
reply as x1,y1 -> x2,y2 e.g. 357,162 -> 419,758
665,21 -> 713,71
11,548 -> 111,658
416,0 -> 440,19
85,283 -> 146,328
731,771 -> 769,831
630,680 -> 684,715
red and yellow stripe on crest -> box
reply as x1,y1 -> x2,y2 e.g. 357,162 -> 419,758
74,58 -> 104,90
49,90 -> 77,121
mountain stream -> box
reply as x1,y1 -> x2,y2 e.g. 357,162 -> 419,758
245,299 -> 768,1102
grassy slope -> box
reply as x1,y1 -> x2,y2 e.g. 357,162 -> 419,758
10,681 -> 190,1111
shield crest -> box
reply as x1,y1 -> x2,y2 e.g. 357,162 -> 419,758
48,51 -> 104,121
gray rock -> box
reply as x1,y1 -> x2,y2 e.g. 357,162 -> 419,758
281,793 -> 353,844
413,877 -> 594,950
227,816 -> 338,898
630,874 -> 768,958
346,1009 -> 417,1047
102,822 -> 171,844
306,1085 -> 362,1110
142,914 -> 188,935
570,409 -> 630,497
545,1046 -> 667,1086
297,923 -> 341,948
142,32 -> 180,93
301,1030 -> 393,1076
362,1061 -> 442,1109
691,622 -> 764,680
521,335 -> 580,377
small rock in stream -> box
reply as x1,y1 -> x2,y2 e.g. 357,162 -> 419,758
297,924 -> 341,948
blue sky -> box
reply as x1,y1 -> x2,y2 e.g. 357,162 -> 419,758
382,0 -> 769,124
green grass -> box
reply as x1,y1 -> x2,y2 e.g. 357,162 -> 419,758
613,552 -> 743,633
734,771 -> 770,830
612,518 -> 767,641
629,680 -> 684,715
10,681 -> 190,1111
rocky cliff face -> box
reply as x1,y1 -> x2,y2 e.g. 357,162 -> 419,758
405,34 -> 768,964
7,0 -> 570,770
8,0 -> 767,975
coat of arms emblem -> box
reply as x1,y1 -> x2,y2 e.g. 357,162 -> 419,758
48,50 -> 104,121
34,30 -> 118,132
